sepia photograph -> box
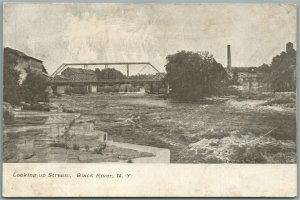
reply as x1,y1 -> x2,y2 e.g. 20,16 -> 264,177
3,3 -> 296,165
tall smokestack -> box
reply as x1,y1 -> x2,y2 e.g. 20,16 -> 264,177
227,45 -> 231,69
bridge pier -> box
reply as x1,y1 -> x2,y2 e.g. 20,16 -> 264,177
149,83 -> 153,94
166,83 -> 170,94
88,84 -> 97,93
56,85 -> 68,94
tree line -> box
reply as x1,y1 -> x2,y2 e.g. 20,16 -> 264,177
164,45 -> 296,100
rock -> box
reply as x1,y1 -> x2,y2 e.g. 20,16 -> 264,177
118,155 -> 127,159
49,103 -> 63,112
3,142 -> 18,161
62,107 -> 76,113
20,101 -> 29,106
20,101 -> 31,110
12,106 -> 22,111
209,141 -> 219,146
3,102 -> 14,122
30,103 -> 51,111
21,149 -> 35,160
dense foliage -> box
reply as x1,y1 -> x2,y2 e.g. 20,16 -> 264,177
21,69 -> 50,103
95,68 -> 125,80
164,51 -> 228,100
257,63 -> 271,73
3,51 -> 23,104
270,48 -> 296,92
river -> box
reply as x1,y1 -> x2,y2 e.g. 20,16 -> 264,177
53,93 -> 296,163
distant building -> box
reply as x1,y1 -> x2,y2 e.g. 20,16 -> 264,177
225,43 -> 296,92
4,47 -> 47,74
53,74 -> 69,81
61,67 -> 97,82
4,47 -> 52,97
231,67 -> 270,92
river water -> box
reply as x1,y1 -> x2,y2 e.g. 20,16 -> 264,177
53,93 -> 296,163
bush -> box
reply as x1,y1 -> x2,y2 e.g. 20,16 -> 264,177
3,50 -> 23,105
84,144 -> 90,152
52,86 -> 62,97
93,143 -> 106,154
73,143 -> 80,150
22,69 -> 50,103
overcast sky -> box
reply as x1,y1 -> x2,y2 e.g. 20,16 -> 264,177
3,3 -> 296,75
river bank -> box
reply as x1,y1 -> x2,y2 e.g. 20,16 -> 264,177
3,110 -> 163,163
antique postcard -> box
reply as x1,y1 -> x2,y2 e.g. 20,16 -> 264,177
2,3 -> 297,197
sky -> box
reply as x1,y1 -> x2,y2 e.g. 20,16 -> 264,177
3,3 -> 296,75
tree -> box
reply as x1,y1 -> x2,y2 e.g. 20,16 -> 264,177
164,51 -> 228,100
257,63 -> 271,73
3,51 -> 23,105
95,68 -> 125,80
270,48 -> 296,92
95,68 -> 101,80
21,69 -> 50,103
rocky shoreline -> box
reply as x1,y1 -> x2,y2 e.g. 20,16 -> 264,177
3,100 -> 170,163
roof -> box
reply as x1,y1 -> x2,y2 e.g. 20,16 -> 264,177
62,67 -> 95,75
4,47 -> 43,63
53,74 -> 69,81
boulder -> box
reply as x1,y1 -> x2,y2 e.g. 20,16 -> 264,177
62,106 -> 76,113
49,103 -> 63,112
30,103 -> 51,111
20,101 -> 31,110
3,102 -> 14,122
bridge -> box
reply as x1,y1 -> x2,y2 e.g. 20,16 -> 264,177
50,62 -> 167,94
51,62 -> 162,77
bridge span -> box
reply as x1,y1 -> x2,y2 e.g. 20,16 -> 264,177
50,62 -> 167,94
51,62 -> 162,78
